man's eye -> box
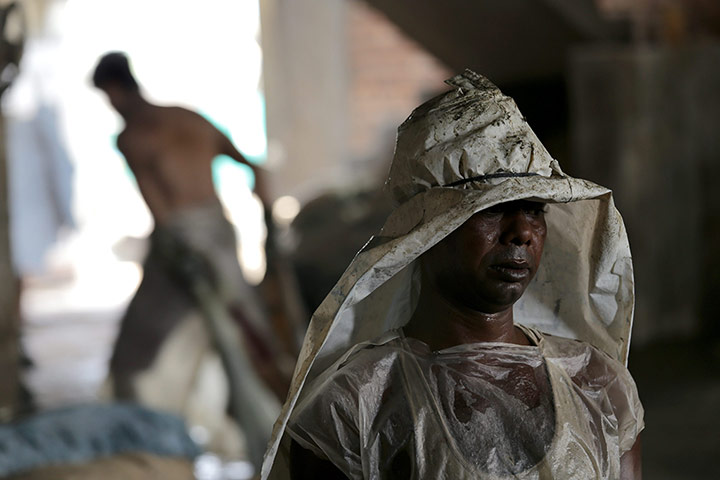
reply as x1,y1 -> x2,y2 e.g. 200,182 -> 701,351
523,205 -> 547,216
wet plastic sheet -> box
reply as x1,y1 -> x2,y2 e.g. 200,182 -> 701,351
288,327 -> 643,479
261,71 -> 641,477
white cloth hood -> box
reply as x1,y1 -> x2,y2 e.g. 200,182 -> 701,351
261,70 -> 635,478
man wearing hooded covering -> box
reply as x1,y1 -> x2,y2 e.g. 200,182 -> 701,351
262,71 -> 644,479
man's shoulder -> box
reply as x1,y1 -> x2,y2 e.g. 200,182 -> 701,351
291,333 -> 406,426
158,107 -> 226,144
298,332 -> 405,401
160,105 -> 199,117
329,331 -> 405,378
538,331 -> 632,388
115,124 -> 159,160
116,129 -> 128,149
115,128 -> 137,155
159,106 -> 211,127
538,330 -> 610,358
538,330 -> 644,448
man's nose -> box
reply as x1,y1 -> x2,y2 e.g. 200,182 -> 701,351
500,211 -> 533,246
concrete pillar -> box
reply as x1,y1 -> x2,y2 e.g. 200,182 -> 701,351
0,0 -> 23,421
259,0 -> 349,202
0,112 -> 20,421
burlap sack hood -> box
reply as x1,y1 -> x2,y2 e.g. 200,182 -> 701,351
261,70 -> 634,478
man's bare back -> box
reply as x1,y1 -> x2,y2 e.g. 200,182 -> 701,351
117,105 -> 248,224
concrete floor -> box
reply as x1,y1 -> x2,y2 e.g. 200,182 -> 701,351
19,249 -> 135,410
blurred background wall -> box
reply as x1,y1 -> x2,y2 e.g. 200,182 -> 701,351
261,0 -> 720,347
259,2 -> 720,477
0,0 -> 718,478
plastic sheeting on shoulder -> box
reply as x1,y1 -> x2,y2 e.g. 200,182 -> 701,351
287,327 -> 643,479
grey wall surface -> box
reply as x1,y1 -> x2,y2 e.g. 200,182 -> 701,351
570,43 -> 720,344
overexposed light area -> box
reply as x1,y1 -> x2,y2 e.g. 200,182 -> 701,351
57,0 -> 267,229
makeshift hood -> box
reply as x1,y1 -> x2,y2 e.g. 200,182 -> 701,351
261,70 -> 635,478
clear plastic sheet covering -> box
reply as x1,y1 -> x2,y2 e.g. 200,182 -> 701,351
288,326 -> 643,479
261,71 -> 642,478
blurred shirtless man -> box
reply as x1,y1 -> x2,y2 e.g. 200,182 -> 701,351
93,52 -> 260,224
93,52 -> 279,466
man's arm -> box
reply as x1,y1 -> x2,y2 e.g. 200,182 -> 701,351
620,434 -> 642,479
215,129 -> 271,204
217,130 -> 251,166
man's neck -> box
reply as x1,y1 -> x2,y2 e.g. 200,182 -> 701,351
117,93 -> 152,121
404,283 -> 529,351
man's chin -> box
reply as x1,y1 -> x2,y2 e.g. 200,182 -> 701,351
476,283 -> 528,312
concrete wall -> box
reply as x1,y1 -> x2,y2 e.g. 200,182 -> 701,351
569,43 -> 720,344
259,0 -> 449,202
346,1 -> 449,179
259,0 -> 350,202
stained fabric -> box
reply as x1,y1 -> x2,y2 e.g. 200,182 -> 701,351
261,71 -> 640,478
287,326 -> 643,479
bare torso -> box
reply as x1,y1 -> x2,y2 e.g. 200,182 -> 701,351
117,105 -> 233,225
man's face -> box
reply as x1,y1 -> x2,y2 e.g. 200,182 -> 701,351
421,200 -> 547,314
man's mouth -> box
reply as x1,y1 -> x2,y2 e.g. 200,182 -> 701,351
490,261 -> 531,282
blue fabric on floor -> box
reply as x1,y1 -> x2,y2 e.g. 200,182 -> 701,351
0,403 -> 202,477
